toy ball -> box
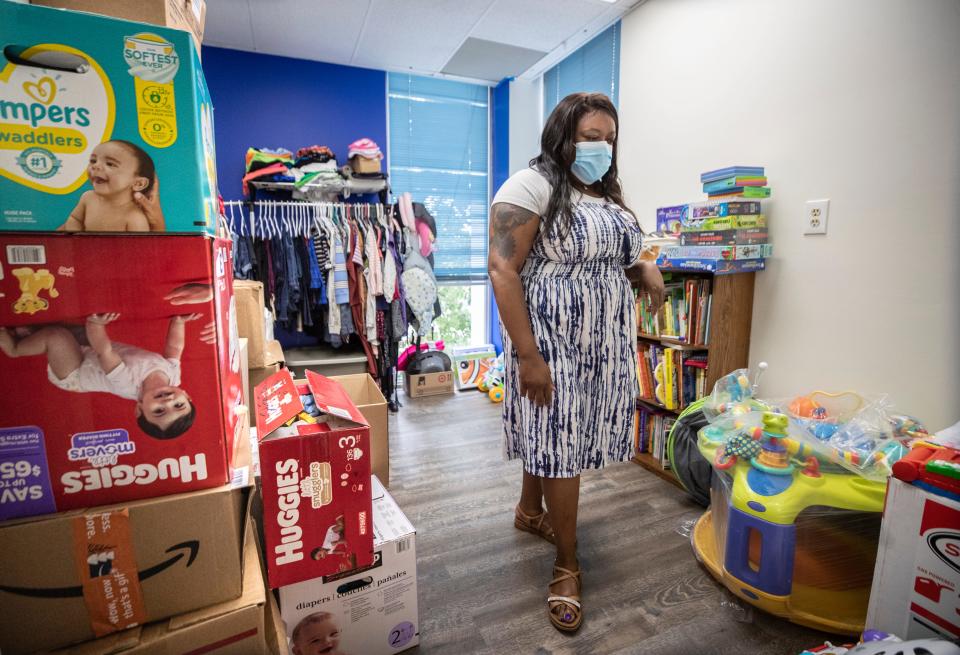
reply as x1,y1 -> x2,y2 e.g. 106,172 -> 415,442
790,396 -> 821,418
489,386 -> 505,403
477,380 -> 489,392
810,421 -> 840,440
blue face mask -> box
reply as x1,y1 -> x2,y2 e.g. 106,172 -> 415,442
571,141 -> 613,185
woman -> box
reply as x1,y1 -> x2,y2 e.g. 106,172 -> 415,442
488,92 -> 665,632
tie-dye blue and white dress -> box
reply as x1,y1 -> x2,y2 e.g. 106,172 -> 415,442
493,168 -> 643,478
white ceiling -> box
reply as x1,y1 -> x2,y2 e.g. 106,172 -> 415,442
203,0 -> 642,84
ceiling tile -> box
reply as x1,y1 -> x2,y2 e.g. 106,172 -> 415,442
352,0 -> 495,72
245,0 -> 370,64
203,0 -> 634,79
203,0 -> 256,51
470,0 -> 608,52
442,38 -> 547,82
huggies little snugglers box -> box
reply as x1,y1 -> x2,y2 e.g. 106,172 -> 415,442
0,3 -> 218,233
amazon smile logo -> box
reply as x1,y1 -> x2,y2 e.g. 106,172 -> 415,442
0,540 -> 198,598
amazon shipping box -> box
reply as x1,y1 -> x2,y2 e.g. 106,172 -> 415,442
0,481 -> 251,654
50,516 -> 267,655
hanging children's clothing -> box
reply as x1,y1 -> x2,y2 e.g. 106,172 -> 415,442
223,199 -> 435,407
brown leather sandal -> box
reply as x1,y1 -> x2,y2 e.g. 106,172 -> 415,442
547,565 -> 582,632
514,505 -> 556,544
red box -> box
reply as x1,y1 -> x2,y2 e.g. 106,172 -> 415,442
255,369 -> 374,588
0,234 -> 243,520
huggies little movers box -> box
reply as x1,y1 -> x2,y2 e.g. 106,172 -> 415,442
0,3 -> 218,233
0,234 -> 244,520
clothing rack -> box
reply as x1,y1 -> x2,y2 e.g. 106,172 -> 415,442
222,198 -> 416,412
223,200 -> 393,240
248,176 -> 388,200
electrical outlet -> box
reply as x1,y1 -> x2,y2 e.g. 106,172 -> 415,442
804,199 -> 829,235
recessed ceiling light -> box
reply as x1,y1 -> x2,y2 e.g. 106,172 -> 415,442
597,0 -> 618,3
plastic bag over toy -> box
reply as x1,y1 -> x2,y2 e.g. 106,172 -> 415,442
691,368 -> 890,635
770,391 -> 924,482
698,367 -> 770,459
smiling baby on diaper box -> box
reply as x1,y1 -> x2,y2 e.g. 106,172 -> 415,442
0,2 -> 218,233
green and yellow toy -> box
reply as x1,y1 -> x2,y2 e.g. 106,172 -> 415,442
690,368 -> 915,636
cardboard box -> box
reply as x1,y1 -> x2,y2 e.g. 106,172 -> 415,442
0,234 -> 244,520
656,204 -> 688,233
349,154 -> 382,174
656,255 -> 766,275
680,228 -> 770,246
866,478 -> 960,641
255,369 -> 375,588
31,0 -> 206,52
249,363 -> 281,424
239,337 -> 250,408
329,373 -> 389,487
248,341 -> 285,421
279,476 -> 418,655
689,200 -> 762,219
403,371 -> 455,398
232,406 -> 252,481
681,214 -> 768,232
235,280 -> 268,367
0,482 -> 251,654
450,344 -> 497,390
0,2 -> 219,233
265,584 -> 289,655
52,515 -> 265,655
661,244 -> 773,260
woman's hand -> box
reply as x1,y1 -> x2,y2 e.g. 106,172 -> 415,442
518,351 -> 553,407
629,261 -> 665,309
133,174 -> 166,232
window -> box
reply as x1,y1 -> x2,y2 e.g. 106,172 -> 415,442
388,74 -> 489,282
433,284 -> 489,347
542,21 -> 621,122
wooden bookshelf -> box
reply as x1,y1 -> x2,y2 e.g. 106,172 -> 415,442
632,270 -> 756,486
638,334 -> 710,351
633,452 -> 683,489
635,270 -> 755,398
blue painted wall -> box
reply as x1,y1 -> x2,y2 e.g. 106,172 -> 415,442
201,46 -> 388,201
488,78 -> 511,354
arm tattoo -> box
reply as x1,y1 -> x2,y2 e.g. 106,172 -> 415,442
490,204 -> 537,260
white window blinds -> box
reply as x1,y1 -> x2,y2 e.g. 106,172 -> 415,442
543,21 -> 621,122
388,74 -> 489,281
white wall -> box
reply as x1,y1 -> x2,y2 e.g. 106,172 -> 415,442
618,0 -> 960,430
508,77 -> 542,174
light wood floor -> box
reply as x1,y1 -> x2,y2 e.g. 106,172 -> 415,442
387,389 -> 838,655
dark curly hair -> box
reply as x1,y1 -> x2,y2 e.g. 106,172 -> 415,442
531,92 -> 633,236
137,402 -> 196,439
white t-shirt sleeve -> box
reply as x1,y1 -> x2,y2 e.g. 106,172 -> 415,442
165,358 -> 182,386
492,168 -> 551,217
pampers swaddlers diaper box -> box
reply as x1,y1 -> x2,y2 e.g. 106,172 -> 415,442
0,3 -> 218,233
